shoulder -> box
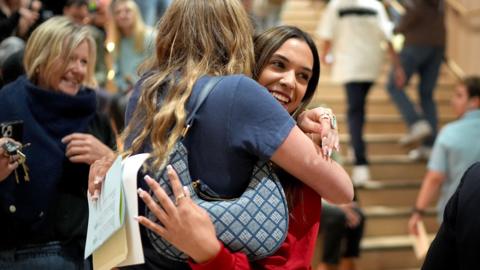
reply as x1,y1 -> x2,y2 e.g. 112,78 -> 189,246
0,76 -> 26,100
197,74 -> 263,94
435,119 -> 463,142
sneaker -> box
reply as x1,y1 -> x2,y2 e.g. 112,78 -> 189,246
351,165 -> 370,187
408,146 -> 432,161
399,120 -> 432,146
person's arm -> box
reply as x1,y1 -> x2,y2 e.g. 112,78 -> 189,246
408,170 -> 445,235
188,243 -> 251,270
387,41 -> 406,88
271,126 -> 353,204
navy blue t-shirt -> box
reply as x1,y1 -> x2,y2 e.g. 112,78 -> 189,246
126,74 -> 295,197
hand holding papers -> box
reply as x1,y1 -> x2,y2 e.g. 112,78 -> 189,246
85,156 -> 125,258
85,154 -> 148,269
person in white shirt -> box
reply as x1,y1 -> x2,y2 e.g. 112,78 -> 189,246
317,0 -> 404,186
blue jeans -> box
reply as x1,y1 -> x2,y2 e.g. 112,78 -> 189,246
386,45 -> 444,146
0,241 -> 90,270
346,82 -> 373,165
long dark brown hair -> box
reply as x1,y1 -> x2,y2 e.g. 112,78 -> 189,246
253,25 -> 321,211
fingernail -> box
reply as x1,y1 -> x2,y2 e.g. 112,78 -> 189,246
94,176 -> 103,185
328,149 -> 332,157
137,188 -> 144,198
92,190 -> 99,200
144,175 -> 153,183
166,164 -> 173,172
133,216 -> 139,221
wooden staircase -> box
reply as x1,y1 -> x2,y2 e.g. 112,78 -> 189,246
280,1 -> 457,269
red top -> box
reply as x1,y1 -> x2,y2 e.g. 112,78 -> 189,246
189,185 -> 322,270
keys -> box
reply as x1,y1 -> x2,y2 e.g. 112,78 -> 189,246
2,141 -> 31,184
16,149 -> 30,182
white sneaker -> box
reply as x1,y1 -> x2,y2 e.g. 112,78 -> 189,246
399,120 -> 432,146
408,146 -> 432,161
351,165 -> 370,187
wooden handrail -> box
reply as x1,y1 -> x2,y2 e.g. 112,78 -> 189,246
445,58 -> 465,80
446,0 -> 480,18
387,0 -> 405,16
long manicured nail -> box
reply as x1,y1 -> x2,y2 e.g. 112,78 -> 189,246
137,188 -> 144,198
94,176 -> 103,185
92,190 -> 99,200
144,175 -> 153,183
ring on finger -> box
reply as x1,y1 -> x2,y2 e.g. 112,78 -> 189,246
175,193 -> 186,206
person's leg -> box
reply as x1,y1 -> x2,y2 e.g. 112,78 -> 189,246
417,46 -> 444,147
346,82 -> 372,185
320,203 -> 347,267
386,45 -> 421,126
0,241 -> 87,270
345,82 -> 372,166
342,207 -> 365,270
387,45 -> 434,145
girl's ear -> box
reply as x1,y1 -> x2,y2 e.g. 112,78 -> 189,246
468,96 -> 480,110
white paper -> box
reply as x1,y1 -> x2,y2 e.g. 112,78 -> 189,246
117,153 -> 150,266
85,156 -> 125,258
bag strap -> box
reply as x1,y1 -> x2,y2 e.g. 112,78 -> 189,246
182,77 -> 223,137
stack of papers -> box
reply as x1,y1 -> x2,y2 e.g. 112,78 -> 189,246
84,154 -> 150,269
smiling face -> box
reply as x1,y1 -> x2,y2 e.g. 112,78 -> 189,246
257,38 -> 314,113
113,2 -> 135,33
37,40 -> 90,96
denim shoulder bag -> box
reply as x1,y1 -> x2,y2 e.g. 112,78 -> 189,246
124,77 -> 289,262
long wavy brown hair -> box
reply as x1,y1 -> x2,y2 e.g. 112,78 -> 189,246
122,0 -> 254,170
253,25 -> 321,211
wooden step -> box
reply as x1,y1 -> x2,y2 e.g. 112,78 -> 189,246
335,115 -> 455,135
314,97 -> 454,117
312,83 -> 455,102
281,9 -> 321,21
282,0 -> 324,10
343,155 -> 427,181
357,179 -> 433,207
318,69 -> 457,86
358,235 -> 434,270
338,134 -> 417,156
363,206 -> 439,237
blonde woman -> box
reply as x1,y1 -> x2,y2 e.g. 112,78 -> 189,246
0,16 -> 115,269
110,0 -> 155,93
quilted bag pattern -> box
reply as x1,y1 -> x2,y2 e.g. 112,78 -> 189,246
144,141 -> 289,261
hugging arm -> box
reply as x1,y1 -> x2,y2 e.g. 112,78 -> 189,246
271,126 -> 353,204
